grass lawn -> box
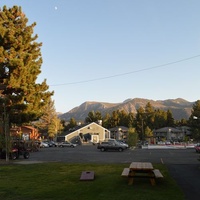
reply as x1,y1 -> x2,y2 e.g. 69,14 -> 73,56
0,162 -> 184,200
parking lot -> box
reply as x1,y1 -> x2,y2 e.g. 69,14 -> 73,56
15,144 -> 199,164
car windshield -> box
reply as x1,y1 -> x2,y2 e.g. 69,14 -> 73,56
113,141 -> 121,145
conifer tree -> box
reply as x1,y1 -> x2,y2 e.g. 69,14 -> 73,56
34,99 -> 59,136
134,107 -> 145,140
0,6 -> 53,124
102,113 -> 111,128
145,102 -> 155,130
189,100 -> 200,141
85,111 -> 102,123
65,118 -> 77,130
166,110 -> 175,127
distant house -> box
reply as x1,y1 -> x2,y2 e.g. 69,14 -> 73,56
57,122 -> 110,144
109,126 -> 129,141
21,126 -> 40,140
178,126 -> 191,137
153,127 -> 189,142
10,126 -> 40,140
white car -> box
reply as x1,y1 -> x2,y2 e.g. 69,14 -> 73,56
40,142 -> 49,148
58,141 -> 77,148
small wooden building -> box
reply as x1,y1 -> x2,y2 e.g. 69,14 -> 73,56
10,126 -> 40,140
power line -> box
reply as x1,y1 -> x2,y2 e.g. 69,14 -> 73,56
50,54 -> 200,86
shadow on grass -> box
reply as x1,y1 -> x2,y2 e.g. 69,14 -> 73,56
0,163 -> 184,200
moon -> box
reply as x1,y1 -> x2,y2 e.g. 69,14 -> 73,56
55,6 -> 58,10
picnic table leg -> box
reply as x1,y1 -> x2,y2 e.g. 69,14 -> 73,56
148,171 -> 156,186
128,177 -> 134,185
128,170 -> 135,185
150,178 -> 156,186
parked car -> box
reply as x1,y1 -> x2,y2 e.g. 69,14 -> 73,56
97,141 -> 126,152
116,140 -> 129,149
45,141 -> 53,147
195,143 -> 200,153
40,142 -> 49,148
58,141 -> 77,148
165,141 -> 172,145
48,141 -> 58,147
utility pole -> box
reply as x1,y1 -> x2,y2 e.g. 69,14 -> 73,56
2,102 -> 10,162
0,82 -> 10,162
141,118 -> 144,141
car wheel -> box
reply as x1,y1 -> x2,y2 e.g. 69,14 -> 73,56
100,147 -> 105,152
70,145 -> 75,148
118,148 -> 123,152
24,152 -> 30,159
11,152 -> 18,160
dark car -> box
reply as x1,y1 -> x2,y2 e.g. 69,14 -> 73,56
97,141 -> 126,152
195,143 -> 200,153
48,141 -> 58,147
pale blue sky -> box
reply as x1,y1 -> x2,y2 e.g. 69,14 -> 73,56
1,0 -> 200,113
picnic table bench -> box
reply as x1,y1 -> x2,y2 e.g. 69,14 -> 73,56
121,162 -> 163,186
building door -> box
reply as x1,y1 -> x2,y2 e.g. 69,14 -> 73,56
92,135 -> 99,143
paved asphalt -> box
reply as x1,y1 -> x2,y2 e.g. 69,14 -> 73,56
167,164 -> 200,200
1,145 -> 200,200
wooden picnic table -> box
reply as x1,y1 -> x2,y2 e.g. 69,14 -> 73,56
129,162 -> 154,170
121,162 -> 163,186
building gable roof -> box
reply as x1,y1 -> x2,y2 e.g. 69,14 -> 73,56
154,127 -> 182,133
58,122 -> 109,137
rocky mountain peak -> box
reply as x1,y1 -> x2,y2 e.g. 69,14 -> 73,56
59,98 -> 194,121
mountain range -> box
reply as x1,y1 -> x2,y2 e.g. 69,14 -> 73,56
59,98 -> 194,121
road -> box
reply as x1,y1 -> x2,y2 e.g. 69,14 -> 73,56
25,145 -> 199,164
15,145 -> 200,200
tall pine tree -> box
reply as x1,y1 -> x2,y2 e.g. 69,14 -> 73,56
0,6 -> 53,124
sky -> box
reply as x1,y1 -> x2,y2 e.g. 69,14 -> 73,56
1,0 -> 200,113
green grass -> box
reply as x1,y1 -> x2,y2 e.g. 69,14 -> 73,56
0,163 -> 184,200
